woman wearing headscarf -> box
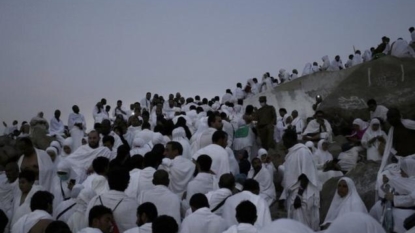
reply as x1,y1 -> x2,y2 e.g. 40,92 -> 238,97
322,177 -> 367,229
67,188 -> 97,233
305,141 -> 316,154
325,212 -> 385,233
174,117 -> 192,140
302,63 -> 313,76
51,160 -> 77,210
361,118 -> 387,161
129,138 -> 151,157
313,140 -> 343,190
61,137 -> 74,159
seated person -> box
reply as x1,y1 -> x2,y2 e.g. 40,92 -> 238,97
302,111 -> 333,142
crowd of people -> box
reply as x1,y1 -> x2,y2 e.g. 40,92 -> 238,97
0,27 -> 415,233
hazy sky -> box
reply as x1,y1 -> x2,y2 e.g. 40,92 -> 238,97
1,0 -> 414,130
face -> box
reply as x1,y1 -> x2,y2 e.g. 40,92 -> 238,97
19,178 -> 33,193
47,151 -> 57,162
103,141 -> 113,150
370,123 -> 380,131
55,111 -> 61,118
5,164 -> 19,183
73,106 -> 80,114
164,144 -> 177,159
337,180 -> 349,198
335,56 -> 340,61
291,111 -> 298,119
95,214 -> 114,233
117,101 -> 122,108
220,136 -> 228,148
252,158 -> 262,171
213,116 -> 222,130
101,122 -> 111,135
315,113 -> 324,122
146,93 -> 151,100
322,142 -> 329,151
88,132 -> 100,148
63,145 -> 71,155
279,110 -> 286,117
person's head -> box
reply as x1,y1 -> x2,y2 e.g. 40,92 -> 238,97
291,110 -> 298,119
146,92 -> 152,100
279,108 -> 287,117
144,152 -> 160,169
16,137 -> 35,156
367,99 -> 377,112
355,50 -> 361,55
314,110 -> 325,122
387,108 -> 402,127
196,154 -> 212,173
335,55 -> 340,61
44,221 -> 72,233
116,100 -> 122,108
236,83 -> 242,88
259,96 -> 267,106
19,170 -> 36,193
243,179 -> 260,195
72,105 -> 80,114
207,114 -> 222,130
337,179 -> 349,198
88,130 -> 101,149
30,191 -> 54,214
130,154 -> 144,170
235,200 -> 257,225
292,69 -> 298,74
100,119 -> 112,136
107,168 -> 130,192
251,158 -> 262,173
212,130 -> 228,148
93,157 -> 110,175
46,147 -> 58,162
348,54 -> 354,60
164,141 -> 183,159
54,110 -> 61,119
318,139 -> 329,151
102,135 -> 115,150
89,205 -> 113,233
370,118 -> 381,131
152,215 -> 178,233
189,193 -> 209,212
399,158 -> 415,178
5,162 -> 19,183
313,62 -> 318,66
152,170 -> 169,187
282,129 -> 298,150
116,144 -> 130,161
105,105 -> 111,112
136,202 -> 158,226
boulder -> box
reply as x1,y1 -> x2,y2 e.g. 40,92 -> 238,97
319,160 -> 380,223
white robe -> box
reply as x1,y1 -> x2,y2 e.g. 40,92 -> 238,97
302,119 -> 333,142
247,168 -> 276,206
361,119 -> 388,161
124,223 -> 152,233
0,174 -> 17,220
302,63 -> 313,76
223,223 -> 258,233
138,185 -> 181,226
186,173 -> 217,204
370,105 -> 389,122
135,129 -> 154,145
281,143 -> 319,231
180,207 -> 227,233
190,127 -> 217,155
67,188 -> 96,233
222,191 -> 271,228
311,65 -> 319,73
313,140 -> 343,190
363,50 -> 372,62
226,147 -> 240,176
17,149 -> 54,192
64,145 -> 112,183
78,227 -> 103,233
205,188 -> 232,215
322,177 -> 367,226
172,127 -> 192,160
328,59 -> 343,71
159,156 -> 195,196
259,219 -> 315,233
124,168 -> 142,199
100,131 -> 123,151
10,185 -> 44,227
11,210 -> 53,233
321,55 -> 330,71
140,98 -> 151,112
344,59 -> 353,68
325,212 -> 385,233
53,198 -> 76,222
234,87 -> 246,100
291,117 -> 304,140
49,117 -> 65,135
352,54 -> 363,66
87,190 -> 139,233
68,112 -> 86,150
260,77 -> 273,92
193,144 -> 231,179
222,93 -> 234,104
391,40 -> 415,58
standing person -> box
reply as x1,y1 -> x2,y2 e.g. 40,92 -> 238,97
255,96 -> 276,150
410,27 -> 415,44
49,110 -> 65,136
223,201 -> 259,233
140,92 -> 152,113
68,105 -> 86,150
367,99 -> 389,123
78,205 -> 114,233
281,129 -> 320,231
113,100 -> 128,122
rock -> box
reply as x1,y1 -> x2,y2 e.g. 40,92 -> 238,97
319,160 -> 380,223
30,126 -> 53,150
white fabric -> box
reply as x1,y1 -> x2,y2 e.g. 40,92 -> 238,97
77,227 -> 103,233
130,138 -> 151,156
135,129 -> 154,145
52,160 -> 75,208
226,147 -> 240,176
305,141 -> 316,154
49,117 -> 65,135
338,146 -> 364,172
139,185 -> 181,226
87,190 -> 139,233
67,188 -> 96,233
180,207 -> 227,233
205,188 -> 232,215
325,212 -> 385,233
363,50 -> 372,62
68,112 -> 86,150
17,148 -> 54,192
124,168 -> 142,199
370,200 -> 415,233
222,93 -> 234,104
361,118 -> 387,161
193,144 -> 231,179
172,127 -> 192,160
54,198 -> 76,222
186,173 -> 217,204
140,98 -> 151,112
328,58 -> 343,71
61,137 -> 74,158
191,127 -> 217,155
124,223 -> 152,233
259,219 -> 315,233
222,191 -> 272,228
10,185 -> 44,227
135,167 -> 156,198
291,117 -> 304,140
112,106 -> 129,121
247,168 -> 276,206
223,223 -> 258,233
352,53 -> 363,66
370,105 -> 389,123
391,39 -> 415,58
64,145 -> 112,182
344,59 -> 353,68
322,177 -> 367,225
320,55 -> 330,71
159,156 -> 195,196
260,77 -> 273,92
313,140 -> 333,169
281,143 -> 319,231
311,64 -> 319,73
0,173 -> 17,219
11,210 -> 53,233
235,87 -> 246,100
302,119 -> 332,142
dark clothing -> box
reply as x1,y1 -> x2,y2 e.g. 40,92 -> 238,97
393,125 -> 415,156
255,105 -> 277,150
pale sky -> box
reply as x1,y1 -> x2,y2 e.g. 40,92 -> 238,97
1,0 -> 414,130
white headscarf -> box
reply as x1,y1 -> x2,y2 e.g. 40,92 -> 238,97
400,157 -> 415,177
363,118 -> 383,138
362,50 -> 372,62
57,159 -> 77,180
172,127 -> 187,141
302,63 -> 313,76
62,137 -> 74,157
152,132 -> 166,146
258,148 -> 267,157
50,141 -> 62,155
305,141 -> 316,153
322,177 -> 367,225
325,212 -> 385,233
321,55 -> 330,70
352,118 -> 368,131
314,139 -> 333,164
132,138 -> 146,148
259,219 -> 315,233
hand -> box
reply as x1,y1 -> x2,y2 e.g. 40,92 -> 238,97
294,196 -> 302,209
385,192 -> 394,201
383,175 -> 389,184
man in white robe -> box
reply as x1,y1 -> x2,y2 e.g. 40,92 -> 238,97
134,122 -> 154,145
159,141 -> 195,197
367,99 -> 389,123
390,38 -> 415,58
281,129 -> 320,231
234,83 -> 246,101
138,170 -> 181,226
112,100 -> 129,122
99,119 -> 123,150
140,92 -> 152,113
302,110 -> 333,142
248,158 -> 276,206
0,162 -> 19,219
291,110 -> 304,140
124,202 -> 157,233
275,108 -> 288,143
129,138 -> 151,157
328,55 -> 343,71
11,191 -> 54,233
87,169 -> 139,233
193,131 -> 231,179
79,205 -> 114,233
223,200 -> 259,233
16,137 -> 54,192
311,62 -> 320,73
49,110 -> 65,136
172,127 -> 191,160
64,130 -> 112,183
190,114 -> 222,154
222,89 -> 234,104
205,174 -> 234,216
352,50 -> 363,66
68,105 -> 86,150
163,99 -> 177,120
53,184 -> 83,223
320,55 -> 330,71
180,194 -> 227,233
222,179 -> 271,229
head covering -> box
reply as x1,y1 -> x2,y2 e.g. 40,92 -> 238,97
46,147 -> 58,155
57,160 -> 77,180
352,118 -> 368,131
302,63 -> 313,76
152,132 -> 166,146
314,139 -> 332,163
322,177 -> 368,225
363,118 -> 384,139
325,212 -> 385,233
400,158 -> 415,177
305,141 -> 316,153
62,137 -> 74,154
50,141 -> 62,154
259,219 -> 315,233
258,148 -> 268,157
132,137 -> 146,148
70,184 -> 84,199
172,127 -> 186,140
